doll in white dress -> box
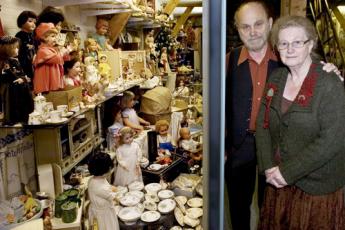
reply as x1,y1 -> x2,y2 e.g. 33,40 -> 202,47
88,152 -> 119,230
114,127 -> 143,186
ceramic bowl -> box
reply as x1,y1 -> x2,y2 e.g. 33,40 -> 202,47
187,197 -> 203,208
157,198 -> 176,214
126,191 -> 144,202
118,206 -> 142,225
119,195 -> 141,207
145,183 -> 162,194
128,181 -> 144,191
140,210 -> 161,223
158,189 -> 174,200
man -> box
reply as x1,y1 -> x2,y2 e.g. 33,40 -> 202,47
225,1 -> 340,229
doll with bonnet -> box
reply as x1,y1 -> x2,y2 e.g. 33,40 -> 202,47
0,36 -> 34,124
179,127 -> 202,164
33,23 -> 70,94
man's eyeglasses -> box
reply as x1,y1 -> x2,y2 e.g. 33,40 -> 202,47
277,40 -> 310,50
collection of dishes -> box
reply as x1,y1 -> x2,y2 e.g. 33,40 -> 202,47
113,181 -> 203,228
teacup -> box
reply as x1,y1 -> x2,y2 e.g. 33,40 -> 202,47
44,102 -> 54,113
56,105 -> 68,115
28,111 -> 42,125
50,110 -> 62,123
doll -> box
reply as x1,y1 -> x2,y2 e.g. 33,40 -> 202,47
173,79 -> 190,97
114,127 -> 143,186
15,11 -> 37,81
88,152 -> 120,230
145,30 -> 155,56
98,53 -> 111,85
63,58 -> 82,88
84,38 -> 100,60
33,23 -> 70,94
155,119 -> 173,153
0,36 -> 34,124
159,47 -> 170,73
37,6 -> 65,31
121,90 -> 150,132
107,105 -> 124,152
82,56 -> 104,103
179,127 -> 202,163
90,18 -> 114,51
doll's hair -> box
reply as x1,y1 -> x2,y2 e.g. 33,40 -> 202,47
37,6 -> 65,26
118,127 -> 135,144
88,151 -> 114,176
120,91 -> 135,109
179,127 -> 190,139
155,120 -> 170,132
111,104 -> 122,121
84,38 -> 98,52
17,11 -> 38,28
0,36 -> 20,69
95,18 -> 109,30
63,58 -> 80,75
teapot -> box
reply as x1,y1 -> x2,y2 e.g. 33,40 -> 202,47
33,93 -> 47,113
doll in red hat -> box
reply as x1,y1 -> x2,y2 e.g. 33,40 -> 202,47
33,22 -> 70,94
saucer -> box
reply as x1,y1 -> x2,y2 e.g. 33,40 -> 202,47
158,190 -> 174,200
45,117 -> 68,124
158,198 -> 176,214
186,207 -> 203,219
145,183 -> 162,194
148,164 -> 163,171
61,111 -> 74,117
187,197 -> 203,208
140,210 -> 161,223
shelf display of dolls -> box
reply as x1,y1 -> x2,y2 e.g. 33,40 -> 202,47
0,36 -> 34,125
82,56 -> 104,104
90,18 -> 114,51
98,53 -> 111,86
15,11 -> 37,83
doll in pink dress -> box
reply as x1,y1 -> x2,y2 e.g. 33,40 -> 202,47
33,23 -> 70,94
114,127 -> 143,186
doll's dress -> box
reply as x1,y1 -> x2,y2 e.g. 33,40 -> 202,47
114,142 -> 143,186
33,44 -> 65,94
180,138 -> 199,152
64,75 -> 81,87
0,58 -> 33,124
122,108 -> 140,126
88,177 -> 119,230
157,134 -> 174,151
15,30 -> 36,80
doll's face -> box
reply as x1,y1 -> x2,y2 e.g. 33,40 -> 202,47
44,32 -> 57,46
99,56 -> 107,63
68,62 -> 81,78
122,133 -> 133,144
55,21 -> 62,32
22,18 -> 37,32
97,22 -> 109,35
88,40 -> 98,52
158,125 -> 169,136
180,128 -> 191,140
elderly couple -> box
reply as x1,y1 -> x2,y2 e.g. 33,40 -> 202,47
225,1 -> 345,230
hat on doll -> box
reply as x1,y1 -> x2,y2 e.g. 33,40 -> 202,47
0,36 -> 19,45
35,22 -> 57,40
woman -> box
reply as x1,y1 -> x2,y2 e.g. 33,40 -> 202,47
256,15 -> 345,229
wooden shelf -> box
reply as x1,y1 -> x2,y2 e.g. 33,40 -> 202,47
72,123 -> 91,137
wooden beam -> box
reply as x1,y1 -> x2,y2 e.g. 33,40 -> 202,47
81,8 -> 132,16
172,6 -> 193,36
163,0 -> 181,16
43,0 -> 115,7
108,12 -> 132,44
178,2 -> 202,7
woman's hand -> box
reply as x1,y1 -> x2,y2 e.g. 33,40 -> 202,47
265,166 -> 288,188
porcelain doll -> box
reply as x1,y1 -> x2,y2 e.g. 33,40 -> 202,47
82,56 -> 104,103
145,30 -> 155,56
121,90 -> 150,132
179,127 -> 202,163
107,105 -> 124,152
15,11 -> 37,81
173,79 -> 190,97
0,36 -> 34,124
33,23 -> 70,94
159,47 -> 170,73
90,18 -> 114,51
88,152 -> 120,230
114,127 -> 143,186
63,58 -> 82,88
155,119 -> 173,154
98,53 -> 111,85
84,38 -> 100,60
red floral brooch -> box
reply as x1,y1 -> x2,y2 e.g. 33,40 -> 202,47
263,83 -> 278,129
